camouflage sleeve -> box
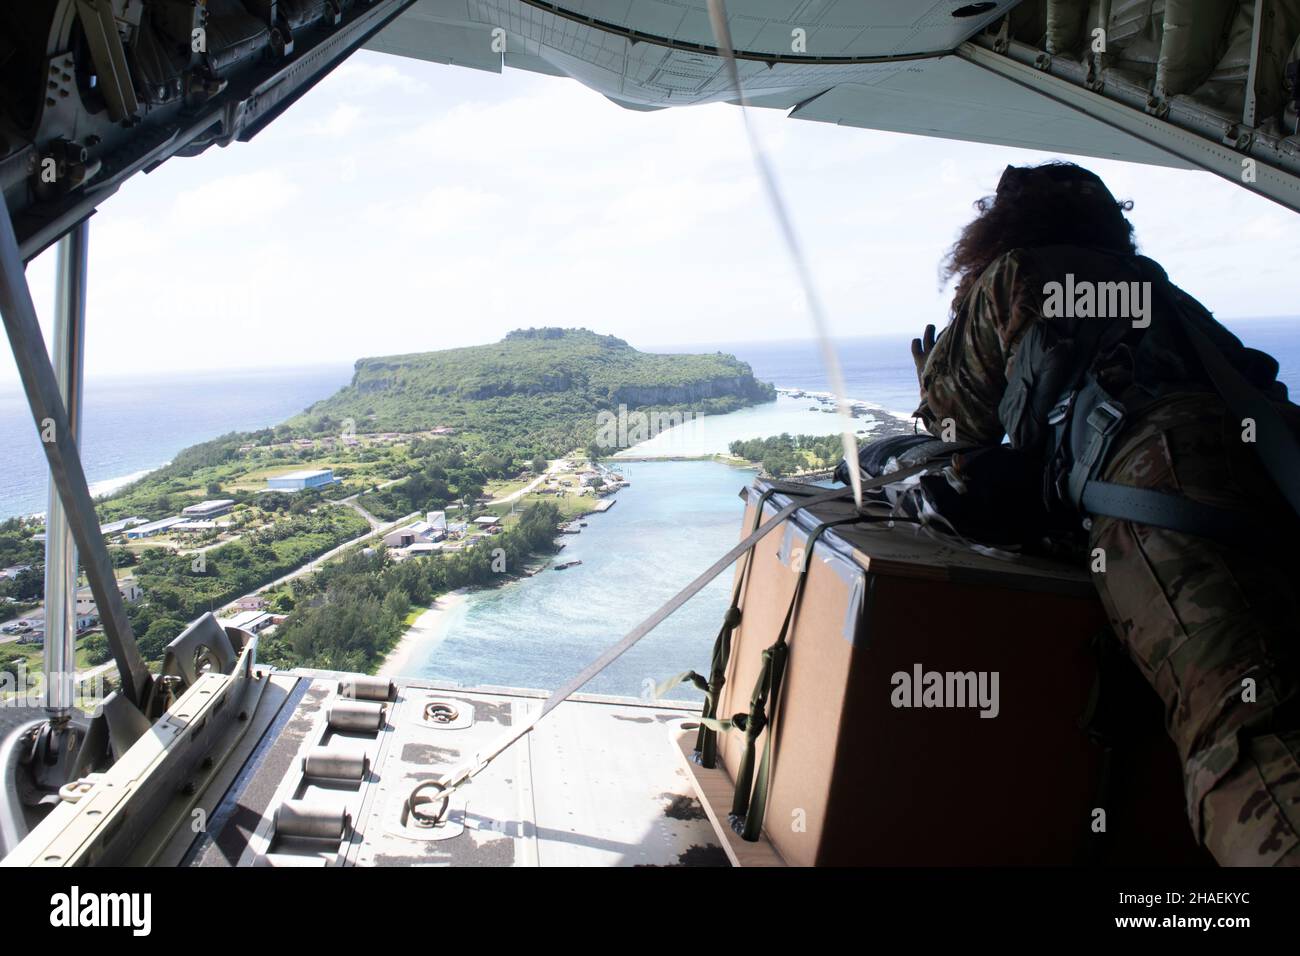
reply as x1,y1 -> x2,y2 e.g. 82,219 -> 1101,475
917,250 -> 1042,445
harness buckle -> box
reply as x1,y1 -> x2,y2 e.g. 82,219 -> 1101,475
1046,394 -> 1074,426
1086,400 -> 1126,437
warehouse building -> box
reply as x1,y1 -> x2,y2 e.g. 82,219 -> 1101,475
265,469 -> 337,492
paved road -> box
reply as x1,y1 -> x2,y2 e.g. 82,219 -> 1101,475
214,509 -> 420,614
339,495 -> 383,529
486,460 -> 563,505
336,476 -> 405,530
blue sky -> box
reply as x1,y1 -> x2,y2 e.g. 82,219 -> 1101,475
5,48 -> 1299,383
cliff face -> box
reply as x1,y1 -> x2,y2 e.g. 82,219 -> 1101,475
336,329 -> 772,408
612,375 -> 772,406
296,328 -> 775,439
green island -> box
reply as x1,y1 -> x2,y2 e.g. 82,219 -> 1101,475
4,329 -> 776,683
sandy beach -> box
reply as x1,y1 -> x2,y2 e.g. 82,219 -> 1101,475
376,588 -> 471,678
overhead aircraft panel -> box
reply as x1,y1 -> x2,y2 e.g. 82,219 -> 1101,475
789,56 -> 1193,170
365,6 -> 503,73
505,0 -> 1013,57
365,2 -> 1195,172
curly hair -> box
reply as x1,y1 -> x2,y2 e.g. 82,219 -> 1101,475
941,161 -> 1138,313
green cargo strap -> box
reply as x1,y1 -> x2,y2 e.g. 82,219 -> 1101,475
694,486 -> 780,768
731,515 -> 864,841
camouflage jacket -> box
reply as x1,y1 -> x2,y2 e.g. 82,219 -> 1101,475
915,250 -> 1038,445
916,247 -> 1300,452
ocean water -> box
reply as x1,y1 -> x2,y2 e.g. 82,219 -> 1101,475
671,317 -> 1300,417
611,393 -> 900,458
406,459 -> 756,698
0,364 -> 353,520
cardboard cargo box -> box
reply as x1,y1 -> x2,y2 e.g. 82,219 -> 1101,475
704,479 -> 1207,866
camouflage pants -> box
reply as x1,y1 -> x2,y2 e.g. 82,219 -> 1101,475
1089,393 -> 1300,866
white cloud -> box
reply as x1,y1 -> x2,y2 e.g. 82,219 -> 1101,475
329,58 -> 430,96
169,170 -> 302,228
308,103 -> 363,138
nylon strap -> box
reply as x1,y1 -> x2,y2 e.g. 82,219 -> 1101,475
735,516 -> 862,841
1081,480 -> 1279,546
696,485 -> 778,767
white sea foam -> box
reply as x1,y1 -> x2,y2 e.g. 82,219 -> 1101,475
89,465 -> 167,500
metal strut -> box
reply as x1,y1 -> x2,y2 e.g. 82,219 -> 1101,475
0,199 -> 151,708
43,220 -> 88,718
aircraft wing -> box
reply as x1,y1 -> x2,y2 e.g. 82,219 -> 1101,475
366,1 -> 1300,204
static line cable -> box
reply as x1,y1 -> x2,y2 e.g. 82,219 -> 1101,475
705,0 -> 863,509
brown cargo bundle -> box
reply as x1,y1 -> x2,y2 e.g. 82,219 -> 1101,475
680,479 -> 1208,867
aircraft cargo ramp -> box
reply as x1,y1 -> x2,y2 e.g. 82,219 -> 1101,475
5,663 -> 725,868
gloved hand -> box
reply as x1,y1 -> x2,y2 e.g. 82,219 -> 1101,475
910,324 -> 936,386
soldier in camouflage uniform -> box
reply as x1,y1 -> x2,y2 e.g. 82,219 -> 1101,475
913,162 -> 1300,866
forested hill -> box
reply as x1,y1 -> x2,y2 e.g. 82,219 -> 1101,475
291,328 -> 774,455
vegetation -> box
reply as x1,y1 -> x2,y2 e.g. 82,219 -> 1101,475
357,441 -> 499,521
117,507 -> 369,660
291,328 -> 774,460
29,328 -> 775,672
729,433 -> 846,477
0,518 -> 43,568
0,518 -> 44,609
261,501 -> 562,673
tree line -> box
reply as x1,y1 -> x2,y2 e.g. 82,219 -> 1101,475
728,433 -> 845,477
259,501 -> 562,673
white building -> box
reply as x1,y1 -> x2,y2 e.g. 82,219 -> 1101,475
397,542 -> 443,560
125,516 -> 185,539
181,499 -> 235,518
100,516 -> 146,536
172,519 -> 228,533
383,520 -> 445,549
266,469 -> 337,492
219,609 -> 276,635
74,577 -> 142,616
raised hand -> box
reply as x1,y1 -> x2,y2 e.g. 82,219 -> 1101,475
910,324 -> 936,385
